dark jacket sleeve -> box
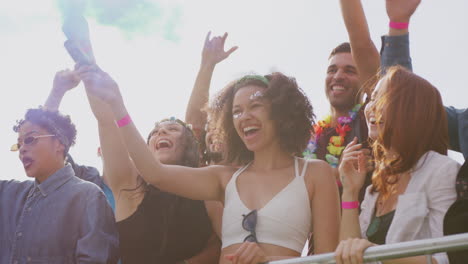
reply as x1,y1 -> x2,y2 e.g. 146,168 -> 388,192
380,34 -> 413,74
446,106 -> 468,158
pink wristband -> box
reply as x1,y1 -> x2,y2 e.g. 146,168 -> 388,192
116,114 -> 132,128
389,21 -> 409,30
336,179 -> 342,187
342,201 -> 359,209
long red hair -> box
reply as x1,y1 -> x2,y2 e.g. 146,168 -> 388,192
370,66 -> 448,198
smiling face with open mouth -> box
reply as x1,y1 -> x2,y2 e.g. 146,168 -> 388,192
232,85 -> 277,152
148,121 -> 186,165
365,78 -> 388,140
17,121 -> 65,183
325,52 -> 361,112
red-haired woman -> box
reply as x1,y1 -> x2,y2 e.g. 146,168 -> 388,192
335,66 -> 460,264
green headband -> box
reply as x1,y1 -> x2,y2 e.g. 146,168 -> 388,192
237,75 -> 269,86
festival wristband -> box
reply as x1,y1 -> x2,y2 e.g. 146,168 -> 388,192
336,179 -> 342,187
389,21 -> 409,30
116,114 -> 132,128
342,201 -> 359,209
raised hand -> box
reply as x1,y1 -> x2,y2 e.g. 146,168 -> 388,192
386,0 -> 421,23
76,64 -> 122,106
185,32 -> 237,134
225,242 -> 268,264
52,69 -> 81,95
339,137 -> 367,198
44,69 -> 81,111
202,31 -> 238,67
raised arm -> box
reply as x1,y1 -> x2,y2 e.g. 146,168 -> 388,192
339,0 -> 380,97
77,65 -> 138,199
44,69 -> 80,111
81,64 -> 226,202
185,32 -> 237,138
380,0 -> 421,73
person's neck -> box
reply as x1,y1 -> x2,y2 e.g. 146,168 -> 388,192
252,142 -> 294,171
36,162 -> 66,184
331,106 -> 353,126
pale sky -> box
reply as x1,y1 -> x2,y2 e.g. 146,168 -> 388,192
1,0 -> 466,181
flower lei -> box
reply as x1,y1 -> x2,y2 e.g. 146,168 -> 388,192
303,104 -> 361,168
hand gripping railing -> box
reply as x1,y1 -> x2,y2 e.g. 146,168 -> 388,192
267,233 -> 468,264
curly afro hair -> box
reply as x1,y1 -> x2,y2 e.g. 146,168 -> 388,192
211,72 -> 315,165
13,107 -> 77,157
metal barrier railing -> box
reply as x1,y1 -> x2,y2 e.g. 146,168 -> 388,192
267,233 -> 468,264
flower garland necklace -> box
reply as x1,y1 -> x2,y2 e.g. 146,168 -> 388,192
303,104 -> 361,168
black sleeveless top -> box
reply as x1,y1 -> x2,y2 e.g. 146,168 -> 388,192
366,210 -> 395,245
117,185 -> 212,264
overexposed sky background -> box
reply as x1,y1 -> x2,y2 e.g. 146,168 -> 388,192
1,0 -> 466,181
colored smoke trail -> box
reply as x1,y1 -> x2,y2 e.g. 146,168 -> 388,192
57,0 -> 182,41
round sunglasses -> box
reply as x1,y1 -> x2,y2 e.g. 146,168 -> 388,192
11,134 -> 56,151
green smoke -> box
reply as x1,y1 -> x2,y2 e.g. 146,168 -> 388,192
57,0 -> 182,41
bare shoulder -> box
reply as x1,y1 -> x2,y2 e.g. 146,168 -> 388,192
299,158 -> 335,186
204,164 -> 239,188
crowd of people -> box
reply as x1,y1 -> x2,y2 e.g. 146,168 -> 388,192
1,0 -> 467,263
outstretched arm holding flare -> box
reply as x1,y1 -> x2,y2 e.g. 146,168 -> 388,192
185,31 -> 237,139
80,65 -> 230,202
77,66 -> 222,263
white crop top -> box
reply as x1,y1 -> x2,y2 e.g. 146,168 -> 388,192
222,157 -> 312,252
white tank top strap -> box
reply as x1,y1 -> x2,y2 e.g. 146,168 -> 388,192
232,162 -> 252,181
294,157 -> 299,177
300,159 -> 309,178
225,162 -> 252,194
294,157 -> 309,178
222,157 -> 312,252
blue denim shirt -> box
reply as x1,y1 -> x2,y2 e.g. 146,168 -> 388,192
0,165 -> 119,264
380,34 -> 412,73
380,34 -> 468,159
67,155 -> 116,210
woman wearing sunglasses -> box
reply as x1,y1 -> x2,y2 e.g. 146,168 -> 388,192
1,108 -> 119,263
81,64 -> 340,263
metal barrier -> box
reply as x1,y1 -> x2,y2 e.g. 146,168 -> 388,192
267,233 -> 468,264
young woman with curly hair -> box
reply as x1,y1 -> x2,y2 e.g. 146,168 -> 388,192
82,65 -> 340,263
335,66 -> 460,264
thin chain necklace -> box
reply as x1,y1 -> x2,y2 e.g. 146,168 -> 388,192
376,172 -> 410,216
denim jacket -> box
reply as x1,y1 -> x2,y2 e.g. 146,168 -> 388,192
380,33 -> 467,159
0,165 -> 119,264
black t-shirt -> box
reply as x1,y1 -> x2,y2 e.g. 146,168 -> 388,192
117,185 -> 212,264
